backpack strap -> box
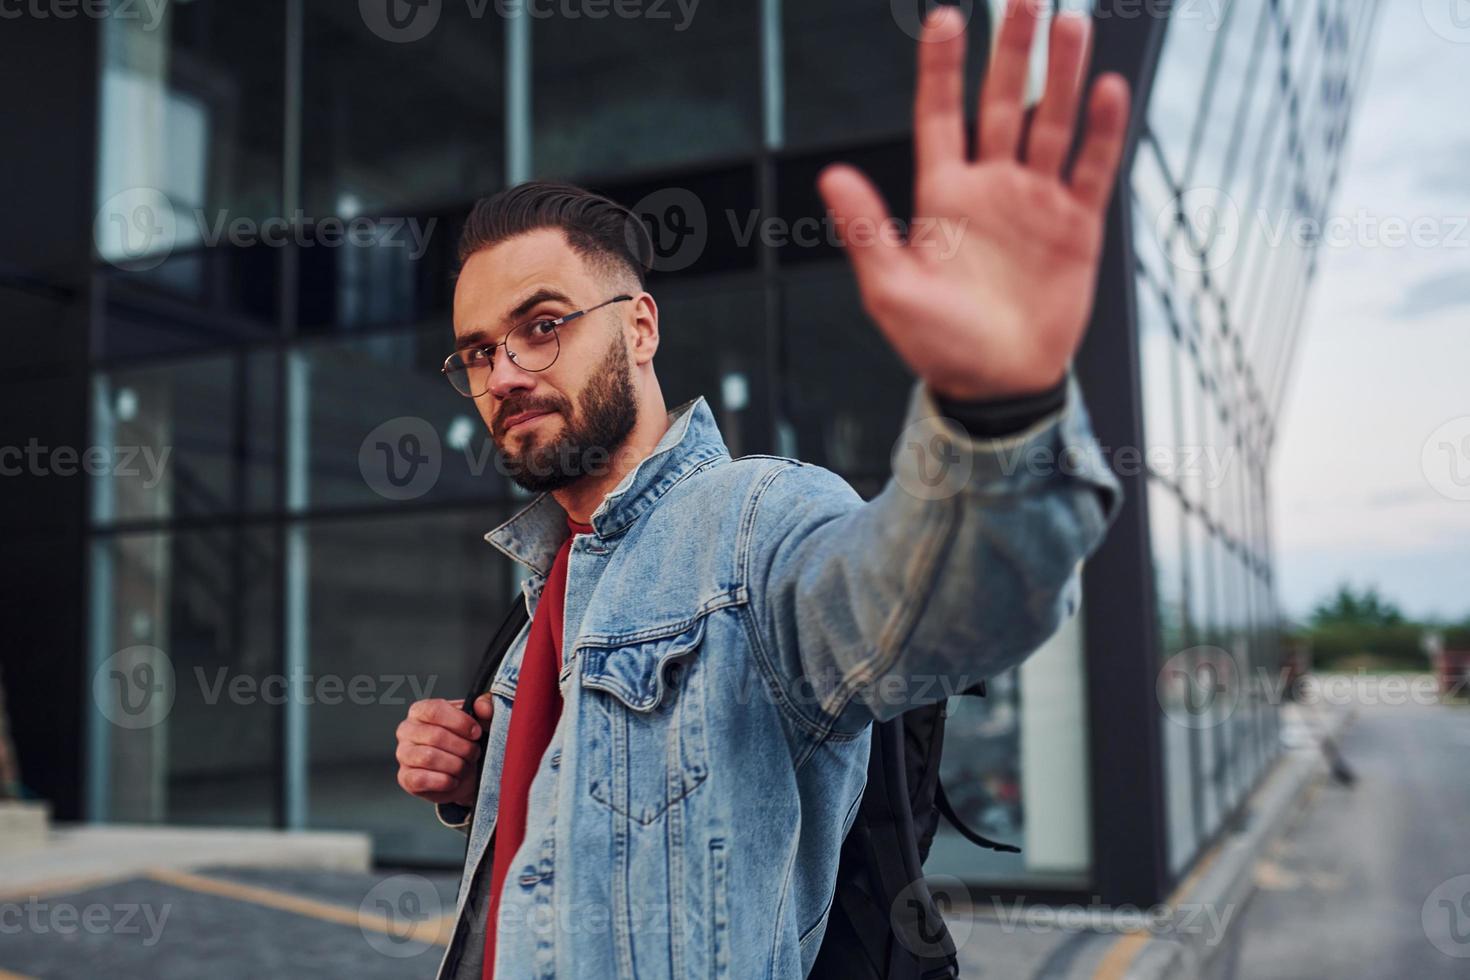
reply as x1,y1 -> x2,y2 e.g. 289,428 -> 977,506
460,595 -> 530,749
934,678 -> 1022,854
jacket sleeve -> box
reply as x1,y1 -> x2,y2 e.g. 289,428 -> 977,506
743,372 -> 1122,736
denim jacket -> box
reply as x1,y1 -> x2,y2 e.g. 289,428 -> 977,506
432,375 -> 1121,979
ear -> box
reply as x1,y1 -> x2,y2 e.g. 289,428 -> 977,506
626,291 -> 659,366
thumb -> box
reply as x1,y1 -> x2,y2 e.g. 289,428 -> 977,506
816,164 -> 909,300
472,694 -> 495,724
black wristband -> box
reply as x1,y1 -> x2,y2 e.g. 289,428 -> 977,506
932,376 -> 1068,439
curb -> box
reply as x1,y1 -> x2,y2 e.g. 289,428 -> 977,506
1122,704 -> 1357,980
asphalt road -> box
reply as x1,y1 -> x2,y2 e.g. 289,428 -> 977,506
1231,689 -> 1470,979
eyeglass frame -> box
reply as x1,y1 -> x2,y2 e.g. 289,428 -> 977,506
441,293 -> 634,397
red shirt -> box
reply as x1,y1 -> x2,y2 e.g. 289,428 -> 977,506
482,517 -> 593,978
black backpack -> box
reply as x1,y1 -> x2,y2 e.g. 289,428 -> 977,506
461,600 -> 1018,979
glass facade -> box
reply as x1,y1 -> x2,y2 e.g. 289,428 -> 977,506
80,0 -> 1379,896
1131,0 -> 1380,872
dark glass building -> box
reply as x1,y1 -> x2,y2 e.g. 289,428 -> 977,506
0,0 -> 1381,908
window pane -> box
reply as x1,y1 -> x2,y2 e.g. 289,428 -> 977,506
90,528 -> 280,826
302,4 -> 504,217
302,510 -> 514,863
92,351 -> 279,525
533,6 -> 758,179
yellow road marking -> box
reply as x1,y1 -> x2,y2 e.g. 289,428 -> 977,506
1092,930 -> 1151,980
0,969 -> 41,980
144,868 -> 457,947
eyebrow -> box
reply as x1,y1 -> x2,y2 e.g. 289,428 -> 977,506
456,286 -> 574,349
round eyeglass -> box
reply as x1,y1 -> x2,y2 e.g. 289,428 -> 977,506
442,294 -> 633,398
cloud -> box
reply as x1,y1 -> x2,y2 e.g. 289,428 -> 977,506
1391,269 -> 1470,319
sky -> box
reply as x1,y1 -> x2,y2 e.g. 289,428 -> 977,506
1271,4 -> 1470,622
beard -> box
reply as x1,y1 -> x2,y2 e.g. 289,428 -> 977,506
494,335 -> 638,494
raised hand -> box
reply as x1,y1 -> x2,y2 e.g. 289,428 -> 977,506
818,1 -> 1131,402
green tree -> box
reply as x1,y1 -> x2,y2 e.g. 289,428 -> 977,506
1309,583 -> 1406,629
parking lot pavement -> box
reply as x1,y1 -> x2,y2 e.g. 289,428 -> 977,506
0,866 -> 461,980
1233,694 -> 1470,979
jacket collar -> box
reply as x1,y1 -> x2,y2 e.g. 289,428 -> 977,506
484,395 -> 729,576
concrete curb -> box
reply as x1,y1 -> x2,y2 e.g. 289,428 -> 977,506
1122,704 -> 1357,980
2,822 -> 373,899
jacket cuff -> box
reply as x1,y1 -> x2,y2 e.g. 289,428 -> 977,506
894,372 -> 1118,504
930,376 -> 1068,439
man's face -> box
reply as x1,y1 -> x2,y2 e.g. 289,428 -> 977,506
452,228 -> 639,493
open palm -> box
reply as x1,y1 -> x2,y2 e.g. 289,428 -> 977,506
818,1 -> 1132,402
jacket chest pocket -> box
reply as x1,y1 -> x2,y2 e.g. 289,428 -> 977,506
576,615 -> 711,825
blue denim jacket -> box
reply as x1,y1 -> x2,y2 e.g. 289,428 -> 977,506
433,375 -> 1121,979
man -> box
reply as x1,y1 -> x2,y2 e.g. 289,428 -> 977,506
395,4 -> 1130,976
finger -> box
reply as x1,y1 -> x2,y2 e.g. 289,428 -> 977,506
397,743 -> 475,776
913,4 -> 968,175
977,0 -> 1042,161
1068,73 -> 1132,211
408,698 -> 483,740
817,164 -> 911,305
399,720 -> 480,759
1024,12 -> 1091,177
398,767 -> 457,797
471,694 -> 495,725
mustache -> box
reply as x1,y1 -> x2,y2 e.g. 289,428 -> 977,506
494,397 -> 568,437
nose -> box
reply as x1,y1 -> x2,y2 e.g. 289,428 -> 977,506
485,348 -> 536,402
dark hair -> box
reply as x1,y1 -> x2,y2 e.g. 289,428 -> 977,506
456,180 -> 650,289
